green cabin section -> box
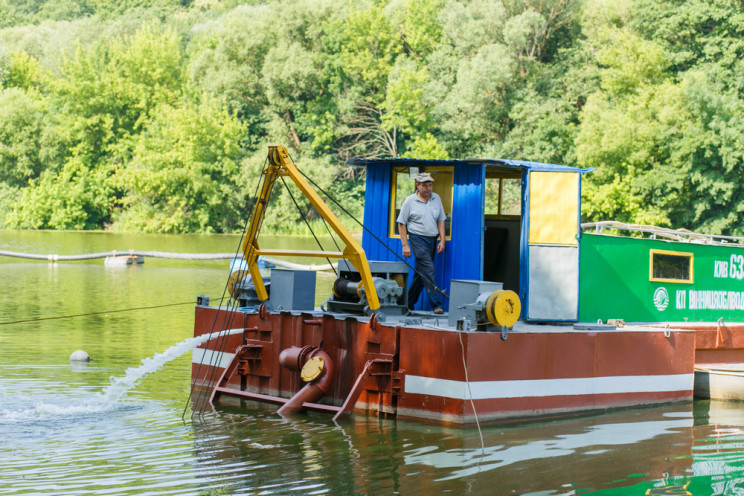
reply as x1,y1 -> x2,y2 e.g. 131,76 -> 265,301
579,233 -> 744,323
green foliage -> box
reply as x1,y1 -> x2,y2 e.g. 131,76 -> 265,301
0,88 -> 63,187
3,51 -> 43,90
631,0 -> 744,73
1,0 -> 744,236
185,4 -> 274,126
0,0 -> 18,29
0,182 -> 21,226
398,0 -> 445,58
596,29 -> 667,95
340,2 -> 402,96
2,0 -> 93,25
55,23 -> 182,142
113,97 -> 245,233
7,158 -> 114,229
381,56 -> 430,135
87,0 -> 186,18
402,133 -> 449,159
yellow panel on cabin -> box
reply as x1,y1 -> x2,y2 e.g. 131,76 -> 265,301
528,171 -> 579,245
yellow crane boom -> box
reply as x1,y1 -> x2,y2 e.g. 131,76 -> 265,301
241,145 -> 380,311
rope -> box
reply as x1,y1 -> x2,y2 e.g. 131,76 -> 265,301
423,320 -> 486,457
457,327 -> 486,458
318,215 -> 343,255
188,217 -> 256,417
190,152 -> 283,418
0,299 -> 223,326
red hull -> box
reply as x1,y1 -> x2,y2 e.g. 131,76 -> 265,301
192,306 -> 697,424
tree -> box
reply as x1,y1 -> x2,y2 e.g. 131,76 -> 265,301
3,51 -> 43,90
0,87 -> 63,188
631,0 -> 744,74
113,97 -> 245,233
185,3 -> 274,142
54,23 -> 182,165
6,158 -> 114,229
396,0 -> 446,60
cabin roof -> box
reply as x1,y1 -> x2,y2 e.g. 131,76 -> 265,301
346,157 -> 593,174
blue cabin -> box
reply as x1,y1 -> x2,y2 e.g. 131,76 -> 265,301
348,157 -> 590,322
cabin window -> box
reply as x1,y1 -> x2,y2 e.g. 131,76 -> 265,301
485,173 -> 522,218
649,249 -> 694,284
390,166 -> 453,239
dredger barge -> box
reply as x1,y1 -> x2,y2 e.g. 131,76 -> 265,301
191,145 -> 744,424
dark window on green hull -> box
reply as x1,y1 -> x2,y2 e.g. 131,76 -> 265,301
650,250 -> 693,283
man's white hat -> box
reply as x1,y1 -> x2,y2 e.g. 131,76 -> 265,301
414,172 -> 435,183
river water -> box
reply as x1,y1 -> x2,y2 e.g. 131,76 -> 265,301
2,230 -> 744,495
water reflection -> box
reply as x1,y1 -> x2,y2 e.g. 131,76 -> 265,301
405,413 -> 693,482
5,231 -> 744,495
186,403 -> 698,495
686,401 -> 744,496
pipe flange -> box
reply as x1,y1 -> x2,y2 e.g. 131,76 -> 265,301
301,356 -> 325,382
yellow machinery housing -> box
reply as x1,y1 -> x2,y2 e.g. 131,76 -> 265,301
241,145 -> 381,312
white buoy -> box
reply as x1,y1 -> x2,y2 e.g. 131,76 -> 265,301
69,350 -> 91,362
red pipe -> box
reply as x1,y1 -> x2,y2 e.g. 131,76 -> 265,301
277,348 -> 334,415
279,345 -> 314,372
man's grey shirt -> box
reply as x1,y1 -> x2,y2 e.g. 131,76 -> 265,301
396,192 -> 445,237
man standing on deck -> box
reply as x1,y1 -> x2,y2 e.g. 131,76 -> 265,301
397,172 -> 446,314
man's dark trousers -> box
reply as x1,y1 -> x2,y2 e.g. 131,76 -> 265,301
407,233 -> 442,310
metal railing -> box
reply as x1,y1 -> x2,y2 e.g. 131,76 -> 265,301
582,221 -> 744,246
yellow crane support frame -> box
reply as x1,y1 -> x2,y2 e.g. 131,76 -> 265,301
241,145 -> 380,311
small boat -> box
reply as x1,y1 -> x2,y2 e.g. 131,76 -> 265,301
190,145 -> 744,424
695,364 -> 744,401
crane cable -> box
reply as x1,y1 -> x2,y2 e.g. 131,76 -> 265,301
295,167 -> 449,301
278,175 -> 338,277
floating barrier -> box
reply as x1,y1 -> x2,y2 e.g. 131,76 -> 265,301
0,249 -> 238,261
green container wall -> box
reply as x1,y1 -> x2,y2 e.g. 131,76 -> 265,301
579,233 -> 744,323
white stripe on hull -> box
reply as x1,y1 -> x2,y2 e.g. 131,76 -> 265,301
192,348 -> 235,369
192,350 -> 694,400
404,373 -> 694,400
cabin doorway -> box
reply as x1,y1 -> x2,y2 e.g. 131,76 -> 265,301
483,171 -> 522,292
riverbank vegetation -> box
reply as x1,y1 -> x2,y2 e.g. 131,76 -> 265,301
2,0 -> 744,235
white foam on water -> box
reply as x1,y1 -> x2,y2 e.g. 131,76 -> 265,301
0,393 -> 121,422
99,328 -> 244,406
0,328 -> 243,421
247,442 -> 283,449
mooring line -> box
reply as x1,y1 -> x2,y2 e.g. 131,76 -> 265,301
457,327 -> 486,460
0,299 -> 224,326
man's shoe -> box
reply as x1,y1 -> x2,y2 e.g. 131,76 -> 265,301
433,307 -> 444,315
